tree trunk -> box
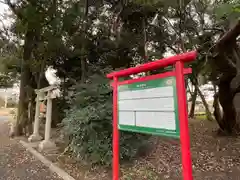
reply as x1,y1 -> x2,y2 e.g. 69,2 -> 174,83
213,20 -> 240,135
231,48 -> 240,131
216,76 -> 236,134
15,30 -> 35,136
213,92 -> 225,131
15,63 -> 31,135
142,17 -> 148,63
80,0 -> 89,83
196,85 -> 214,121
213,83 -> 217,94
189,86 -> 197,118
190,76 -> 214,121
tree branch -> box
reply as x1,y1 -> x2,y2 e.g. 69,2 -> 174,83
187,83 -> 194,96
216,20 -> 240,47
163,15 -> 186,52
165,43 -> 179,54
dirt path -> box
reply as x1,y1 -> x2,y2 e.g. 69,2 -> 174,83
0,119 -> 63,180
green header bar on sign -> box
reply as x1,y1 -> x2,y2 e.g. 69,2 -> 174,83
118,76 -> 175,92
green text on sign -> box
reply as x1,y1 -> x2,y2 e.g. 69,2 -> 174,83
118,76 -> 180,138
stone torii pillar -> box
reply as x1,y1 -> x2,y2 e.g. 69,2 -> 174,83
39,89 -> 57,152
28,90 -> 44,142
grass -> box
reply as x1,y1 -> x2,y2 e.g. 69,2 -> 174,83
121,162 -> 160,180
195,112 -> 207,120
195,114 -> 207,120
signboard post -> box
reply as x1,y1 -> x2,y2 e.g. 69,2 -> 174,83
107,51 -> 197,180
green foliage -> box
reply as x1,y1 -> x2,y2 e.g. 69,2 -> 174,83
213,0 -> 240,21
0,39 -> 20,88
62,67 -> 149,166
134,0 -> 191,7
0,73 -> 17,88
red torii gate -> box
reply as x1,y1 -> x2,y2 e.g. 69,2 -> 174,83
107,51 -> 197,180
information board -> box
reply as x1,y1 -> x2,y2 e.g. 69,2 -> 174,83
118,76 -> 180,138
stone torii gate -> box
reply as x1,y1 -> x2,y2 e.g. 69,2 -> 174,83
28,85 -> 60,152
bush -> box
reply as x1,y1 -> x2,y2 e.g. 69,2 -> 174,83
62,68 -> 149,166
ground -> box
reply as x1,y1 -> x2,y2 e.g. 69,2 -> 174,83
0,119 -> 62,180
45,118 -> 240,180
1,109 -> 240,180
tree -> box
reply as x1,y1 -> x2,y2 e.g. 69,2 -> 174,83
3,0 -> 61,135
210,20 -> 240,134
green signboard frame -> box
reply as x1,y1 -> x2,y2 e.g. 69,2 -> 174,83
117,76 -> 180,138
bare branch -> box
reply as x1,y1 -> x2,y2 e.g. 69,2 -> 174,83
165,43 -> 179,54
203,28 -> 224,32
162,16 -> 178,36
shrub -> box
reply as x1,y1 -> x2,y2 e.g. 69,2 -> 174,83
62,68 -> 149,166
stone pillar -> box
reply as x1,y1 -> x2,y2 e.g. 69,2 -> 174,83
28,94 -> 43,142
44,92 -> 52,141
39,91 -> 56,152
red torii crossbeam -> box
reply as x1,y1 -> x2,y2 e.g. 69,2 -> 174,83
107,51 -> 197,180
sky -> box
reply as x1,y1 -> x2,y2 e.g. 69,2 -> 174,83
0,2 -> 8,12
0,2 -> 11,25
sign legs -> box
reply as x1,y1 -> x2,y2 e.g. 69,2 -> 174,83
175,61 -> 193,180
113,77 -> 119,180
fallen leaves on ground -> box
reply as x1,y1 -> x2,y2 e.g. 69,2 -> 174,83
48,119 -> 240,180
